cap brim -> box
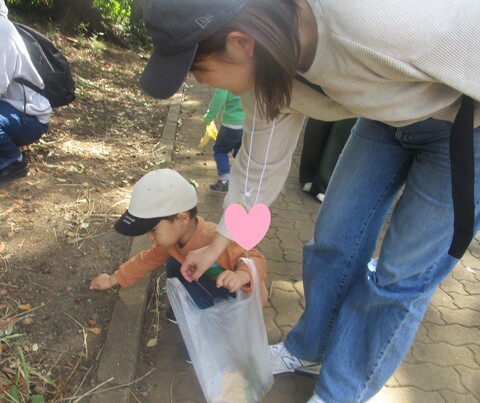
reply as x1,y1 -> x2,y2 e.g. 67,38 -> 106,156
140,44 -> 198,99
115,210 -> 161,237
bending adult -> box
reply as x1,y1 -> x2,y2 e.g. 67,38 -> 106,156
139,0 -> 480,401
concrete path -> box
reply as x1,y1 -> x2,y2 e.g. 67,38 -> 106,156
92,78 -> 480,403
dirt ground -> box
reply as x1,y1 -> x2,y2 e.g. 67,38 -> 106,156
0,23 -> 171,400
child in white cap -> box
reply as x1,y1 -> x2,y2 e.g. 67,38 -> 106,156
90,168 -> 267,312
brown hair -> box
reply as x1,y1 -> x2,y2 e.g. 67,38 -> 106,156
162,206 -> 198,222
194,0 -> 300,121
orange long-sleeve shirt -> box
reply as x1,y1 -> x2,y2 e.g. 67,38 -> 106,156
115,216 -> 268,305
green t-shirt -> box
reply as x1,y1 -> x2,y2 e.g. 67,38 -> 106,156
203,88 -> 244,127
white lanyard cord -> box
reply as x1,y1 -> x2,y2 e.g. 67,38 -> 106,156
242,101 -> 276,209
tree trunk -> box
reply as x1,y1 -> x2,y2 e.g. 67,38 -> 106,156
130,0 -> 144,25
51,0 -> 128,46
52,0 -> 107,34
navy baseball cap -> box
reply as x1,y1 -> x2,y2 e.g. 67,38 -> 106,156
140,0 -> 249,99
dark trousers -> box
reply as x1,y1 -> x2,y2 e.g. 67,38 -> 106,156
299,118 -> 356,196
212,125 -> 243,177
166,258 -> 235,309
0,101 -> 49,170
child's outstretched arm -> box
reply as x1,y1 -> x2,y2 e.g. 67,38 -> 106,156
90,273 -> 118,291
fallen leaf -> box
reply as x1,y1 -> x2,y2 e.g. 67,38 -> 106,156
146,337 -> 157,347
2,366 -> 16,376
0,319 -> 14,330
87,327 -> 101,335
18,304 -> 32,311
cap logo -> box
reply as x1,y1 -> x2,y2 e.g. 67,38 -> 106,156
123,216 -> 135,225
195,15 -> 213,29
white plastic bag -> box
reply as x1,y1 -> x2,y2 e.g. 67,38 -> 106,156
167,258 -> 273,402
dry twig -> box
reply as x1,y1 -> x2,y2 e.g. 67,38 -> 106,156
61,367 -> 155,402
64,312 -> 88,359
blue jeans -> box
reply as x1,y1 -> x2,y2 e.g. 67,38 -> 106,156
212,125 -> 243,177
166,258 -> 235,309
0,101 -> 49,170
285,118 -> 480,402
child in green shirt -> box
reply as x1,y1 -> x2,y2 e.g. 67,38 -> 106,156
203,88 -> 244,193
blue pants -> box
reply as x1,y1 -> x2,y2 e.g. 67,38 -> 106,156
166,258 -> 235,309
0,101 -> 48,170
285,117 -> 480,402
212,125 -> 243,177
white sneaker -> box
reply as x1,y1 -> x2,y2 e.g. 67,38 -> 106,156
269,342 -> 317,375
302,182 -> 313,192
306,393 -> 326,403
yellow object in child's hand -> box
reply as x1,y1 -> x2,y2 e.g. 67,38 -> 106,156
199,132 -> 211,149
206,121 -> 218,140
199,121 -> 218,149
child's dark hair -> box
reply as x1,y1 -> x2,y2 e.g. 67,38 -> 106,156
194,0 -> 300,121
162,206 -> 198,222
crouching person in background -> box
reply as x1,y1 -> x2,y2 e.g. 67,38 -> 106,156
0,0 -> 51,183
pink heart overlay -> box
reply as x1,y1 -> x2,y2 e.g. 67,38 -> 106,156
224,203 -> 271,250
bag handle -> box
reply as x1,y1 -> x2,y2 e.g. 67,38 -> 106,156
239,257 -> 263,305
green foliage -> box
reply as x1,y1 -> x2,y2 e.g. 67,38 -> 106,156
94,0 -> 133,25
117,21 -> 151,47
7,0 -> 134,23
5,385 -> 45,403
0,323 -> 23,346
4,386 -> 21,403
6,0 -> 149,46
93,0 -> 151,46
1,344 -> 51,402
6,0 -> 52,7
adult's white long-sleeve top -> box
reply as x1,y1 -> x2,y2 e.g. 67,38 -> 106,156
217,0 -> 480,238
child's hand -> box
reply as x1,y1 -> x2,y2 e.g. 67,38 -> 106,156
216,270 -> 250,293
90,273 -> 118,291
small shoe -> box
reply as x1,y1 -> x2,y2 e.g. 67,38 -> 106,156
166,307 -> 177,324
209,179 -> 228,193
306,393 -> 325,403
270,342 -> 317,375
302,182 -> 313,192
316,193 -> 325,203
0,157 -> 29,183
